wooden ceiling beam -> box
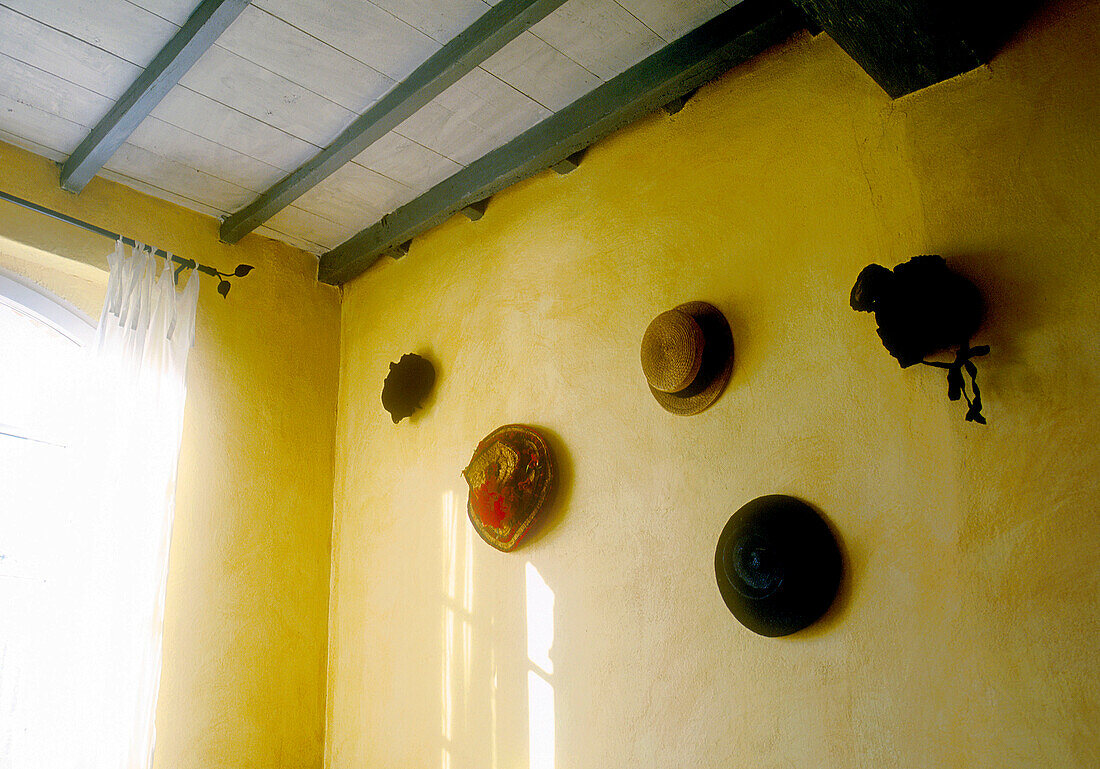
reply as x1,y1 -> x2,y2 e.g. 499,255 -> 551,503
59,0 -> 250,193
218,0 -> 570,245
318,0 -> 806,285
792,0 -> 989,98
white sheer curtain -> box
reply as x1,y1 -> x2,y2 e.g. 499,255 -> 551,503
0,241 -> 198,768
83,241 -> 199,767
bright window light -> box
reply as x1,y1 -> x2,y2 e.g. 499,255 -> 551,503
0,277 -> 97,766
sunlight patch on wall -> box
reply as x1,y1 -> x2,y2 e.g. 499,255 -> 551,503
526,562 -> 555,769
441,489 -> 476,768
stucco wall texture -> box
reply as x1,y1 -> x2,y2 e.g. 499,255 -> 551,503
330,2 -> 1100,767
0,143 -> 340,769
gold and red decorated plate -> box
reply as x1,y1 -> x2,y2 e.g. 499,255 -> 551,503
462,424 -> 554,552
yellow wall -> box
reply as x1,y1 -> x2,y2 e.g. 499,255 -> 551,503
0,142 -> 340,769
330,1 -> 1100,767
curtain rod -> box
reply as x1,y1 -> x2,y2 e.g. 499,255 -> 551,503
0,189 -> 252,297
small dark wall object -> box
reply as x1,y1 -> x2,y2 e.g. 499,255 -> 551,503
715,495 -> 842,637
381,353 -> 436,423
851,255 -> 990,424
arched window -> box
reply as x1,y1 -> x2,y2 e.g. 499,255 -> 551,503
0,269 -> 92,437
0,269 -> 97,766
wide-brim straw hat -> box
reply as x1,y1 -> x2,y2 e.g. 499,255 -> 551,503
714,495 -> 842,637
640,301 -> 734,416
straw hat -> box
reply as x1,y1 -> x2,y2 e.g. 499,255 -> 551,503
640,301 -> 734,416
714,495 -> 842,637
462,424 -> 555,552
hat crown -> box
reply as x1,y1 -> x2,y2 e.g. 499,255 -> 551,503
714,495 -> 842,637
640,309 -> 705,393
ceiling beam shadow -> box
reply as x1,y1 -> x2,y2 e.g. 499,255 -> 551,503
59,0 -> 250,193
318,0 -> 807,285
218,0 -> 570,245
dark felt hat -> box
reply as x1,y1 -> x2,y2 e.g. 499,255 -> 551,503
640,301 -> 734,416
714,495 -> 842,637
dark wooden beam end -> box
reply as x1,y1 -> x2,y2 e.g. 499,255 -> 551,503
662,88 -> 699,115
461,199 -> 490,220
792,0 -> 988,97
550,150 -> 586,174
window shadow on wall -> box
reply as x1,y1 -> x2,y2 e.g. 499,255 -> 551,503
438,490 -> 559,769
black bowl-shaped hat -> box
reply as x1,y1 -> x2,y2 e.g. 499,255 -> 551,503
715,495 -> 842,637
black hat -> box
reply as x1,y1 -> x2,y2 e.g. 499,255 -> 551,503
850,255 -> 982,369
714,495 -> 842,637
381,353 -> 436,423
850,255 -> 990,423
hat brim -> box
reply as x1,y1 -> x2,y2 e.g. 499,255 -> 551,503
714,495 -> 842,637
648,301 -> 734,416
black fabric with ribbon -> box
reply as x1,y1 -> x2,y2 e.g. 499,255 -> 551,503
851,255 -> 991,424
920,344 -> 990,424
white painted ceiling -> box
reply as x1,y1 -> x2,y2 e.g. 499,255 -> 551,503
0,0 -> 738,254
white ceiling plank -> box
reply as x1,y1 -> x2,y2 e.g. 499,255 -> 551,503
0,0 -> 181,67
0,51 -> 288,201
0,95 -> 330,255
309,162 -> 414,215
101,166 -> 328,260
254,0 -> 442,81
368,0 -> 492,44
393,105 -> 489,167
435,66 -> 554,131
482,30 -> 602,110
103,142 -> 257,212
179,45 -> 356,147
265,205 -> 360,251
126,0 -> 205,26
396,65 -> 551,165
394,102 -> 501,166
529,0 -> 665,80
0,52 -> 113,128
0,129 -> 68,163
98,167 -> 230,222
254,223 -> 327,255
126,118 -> 287,193
0,6 -> 141,98
77,164 -> 331,256
616,0 -> 732,43
215,6 -> 397,114
352,133 -> 463,192
0,92 -> 87,156
149,87 -> 321,172
295,163 -> 411,225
